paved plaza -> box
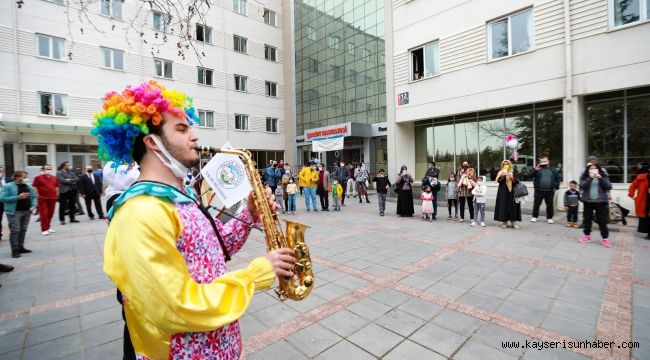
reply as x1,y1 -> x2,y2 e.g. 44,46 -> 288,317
0,196 -> 648,360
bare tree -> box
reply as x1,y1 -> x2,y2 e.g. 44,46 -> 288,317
17,0 -> 212,61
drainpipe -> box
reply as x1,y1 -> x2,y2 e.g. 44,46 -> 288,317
12,2 -> 22,122
562,0 -> 575,183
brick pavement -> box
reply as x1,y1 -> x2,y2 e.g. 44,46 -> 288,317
0,195 -> 648,359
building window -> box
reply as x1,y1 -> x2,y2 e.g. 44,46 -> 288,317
586,88 -> 650,183
327,35 -> 340,49
266,117 -> 278,132
39,92 -> 67,116
154,58 -> 173,78
152,11 -> 168,32
348,70 -> 357,84
411,41 -> 439,81
306,26 -> 317,40
263,8 -> 277,26
363,49 -> 371,62
305,90 -> 319,105
307,57 -> 318,73
347,100 -> 358,113
330,95 -> 341,108
265,81 -> 278,97
234,75 -> 248,92
37,34 -> 65,60
379,81 -> 386,93
101,47 -> 124,70
488,8 -> 533,60
233,35 -> 247,53
197,67 -> 213,86
332,65 -> 343,80
198,110 -> 214,127
100,0 -> 122,19
364,75 -> 373,86
235,114 -> 249,130
233,0 -> 247,15
611,0 -> 649,27
196,24 -> 212,44
347,42 -> 355,55
264,45 -> 277,61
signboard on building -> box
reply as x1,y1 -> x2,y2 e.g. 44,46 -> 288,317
304,123 -> 351,152
370,122 -> 389,137
397,92 -> 409,106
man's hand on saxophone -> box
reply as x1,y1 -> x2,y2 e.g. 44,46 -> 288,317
248,185 -> 296,278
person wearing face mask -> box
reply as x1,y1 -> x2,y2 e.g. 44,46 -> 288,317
579,163 -> 612,247
356,163 -> 371,204
93,80 -> 295,360
0,171 -> 36,258
346,163 -> 357,198
298,161 -> 319,212
79,165 -> 106,220
265,161 -> 282,195
32,164 -> 60,235
316,164 -> 330,211
103,160 -> 140,214
455,161 -> 476,223
530,156 -> 560,224
396,165 -> 414,217
57,161 -> 80,225
286,176 -> 298,214
494,160 -> 522,228
334,161 -> 349,206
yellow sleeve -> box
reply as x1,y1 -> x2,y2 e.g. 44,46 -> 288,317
104,196 -> 274,336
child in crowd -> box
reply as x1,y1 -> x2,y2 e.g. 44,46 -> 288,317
372,169 -> 391,216
420,185 -> 434,221
274,185 -> 285,214
564,180 -> 581,227
471,176 -> 487,227
331,178 -> 343,211
286,177 -> 297,214
446,173 -> 459,220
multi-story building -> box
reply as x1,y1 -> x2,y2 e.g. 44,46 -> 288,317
386,0 -> 650,204
292,0 -> 387,173
0,0 -> 291,178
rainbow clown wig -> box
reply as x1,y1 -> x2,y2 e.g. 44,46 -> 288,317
91,80 -> 199,164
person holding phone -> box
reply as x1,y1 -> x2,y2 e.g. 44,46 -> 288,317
579,163 -> 612,247
396,165 -> 414,217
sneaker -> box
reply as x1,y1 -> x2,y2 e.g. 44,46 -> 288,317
512,222 -> 520,229
501,222 -> 508,229
447,216 -> 452,220
459,219 -> 464,223
454,216 -> 459,221
565,223 -> 572,228
380,212 -> 384,216
306,209 -> 310,212
601,239 -> 611,248
42,230 -> 49,236
547,219 -> 554,224
366,199 -> 371,203
313,209 -> 318,212
480,222 -> 486,227
530,217 -> 538,223
580,234 -> 591,243
572,223 -> 579,228
470,221 -> 476,226
48,228 -> 56,233
292,211 -> 296,215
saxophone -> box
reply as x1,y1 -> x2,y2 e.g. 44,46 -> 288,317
195,146 -> 314,301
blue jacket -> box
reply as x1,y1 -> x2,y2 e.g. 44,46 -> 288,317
265,166 -> 282,187
0,181 -> 37,215
334,166 -> 349,183
531,166 -> 560,191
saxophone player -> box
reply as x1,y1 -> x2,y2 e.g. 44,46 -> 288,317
93,81 -> 296,360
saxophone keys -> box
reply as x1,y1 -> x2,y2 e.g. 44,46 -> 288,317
302,276 -> 314,288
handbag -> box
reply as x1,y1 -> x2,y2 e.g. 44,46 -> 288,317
513,182 -> 528,198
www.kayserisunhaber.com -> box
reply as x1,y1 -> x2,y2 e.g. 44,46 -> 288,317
501,340 -> 641,351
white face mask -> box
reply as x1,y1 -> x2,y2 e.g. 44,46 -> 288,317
150,135 -> 190,179
44,170 -> 53,175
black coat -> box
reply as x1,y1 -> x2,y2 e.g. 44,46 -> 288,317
493,175 -> 521,222
79,173 -> 103,197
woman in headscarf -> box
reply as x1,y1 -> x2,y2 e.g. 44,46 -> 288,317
396,165 -> 414,217
456,160 -> 476,223
628,164 -> 650,240
494,160 -> 522,228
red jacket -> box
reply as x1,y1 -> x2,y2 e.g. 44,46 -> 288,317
629,173 -> 649,218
